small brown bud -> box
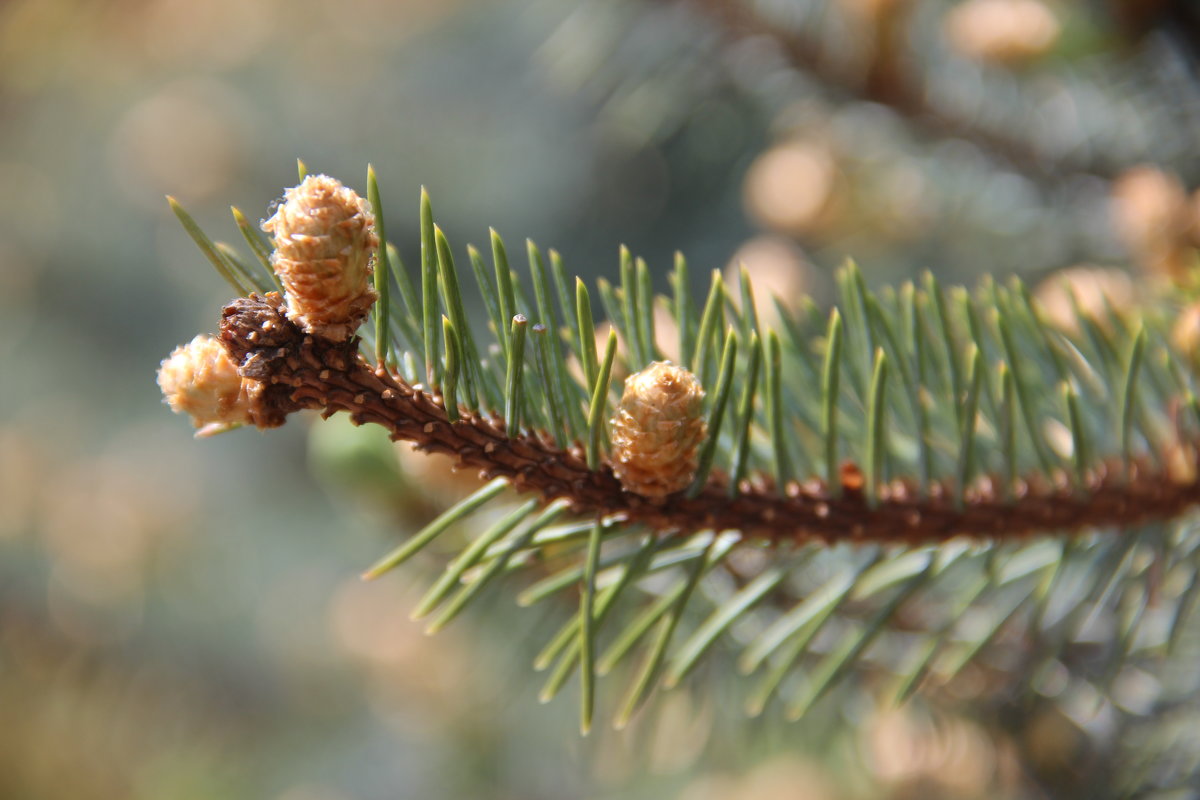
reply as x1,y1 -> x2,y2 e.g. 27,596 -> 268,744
610,362 -> 707,499
262,174 -> 378,341
157,334 -> 253,436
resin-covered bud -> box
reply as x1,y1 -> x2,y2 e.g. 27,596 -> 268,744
262,174 -> 378,341
610,361 -> 707,499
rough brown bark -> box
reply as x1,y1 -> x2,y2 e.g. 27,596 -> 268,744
219,292 -> 1200,545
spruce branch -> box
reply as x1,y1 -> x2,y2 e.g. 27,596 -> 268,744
218,290 -> 1200,547
160,170 -> 1200,731
678,0 -> 1190,185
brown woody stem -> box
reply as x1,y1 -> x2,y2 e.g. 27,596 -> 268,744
683,0 -> 1116,184
220,293 -> 1200,546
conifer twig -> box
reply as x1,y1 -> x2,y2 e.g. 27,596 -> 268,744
683,0 -> 1117,183
219,291 -> 1200,547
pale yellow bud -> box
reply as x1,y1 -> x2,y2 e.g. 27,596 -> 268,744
743,140 -> 839,237
724,236 -> 817,329
1166,442 -> 1198,486
157,334 -> 252,435
262,174 -> 378,340
944,0 -> 1060,66
1111,166 -> 1193,282
1173,302 -> 1200,357
1033,266 -> 1134,334
611,362 -> 707,499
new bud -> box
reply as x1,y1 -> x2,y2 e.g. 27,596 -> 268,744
157,334 -> 253,436
610,361 -> 707,499
262,174 -> 378,341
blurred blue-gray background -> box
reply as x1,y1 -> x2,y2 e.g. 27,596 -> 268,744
4,0 -> 1200,797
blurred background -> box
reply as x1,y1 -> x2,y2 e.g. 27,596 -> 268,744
3,0 -> 1200,797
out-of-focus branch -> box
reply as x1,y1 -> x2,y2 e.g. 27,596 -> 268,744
681,0 -> 1121,183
